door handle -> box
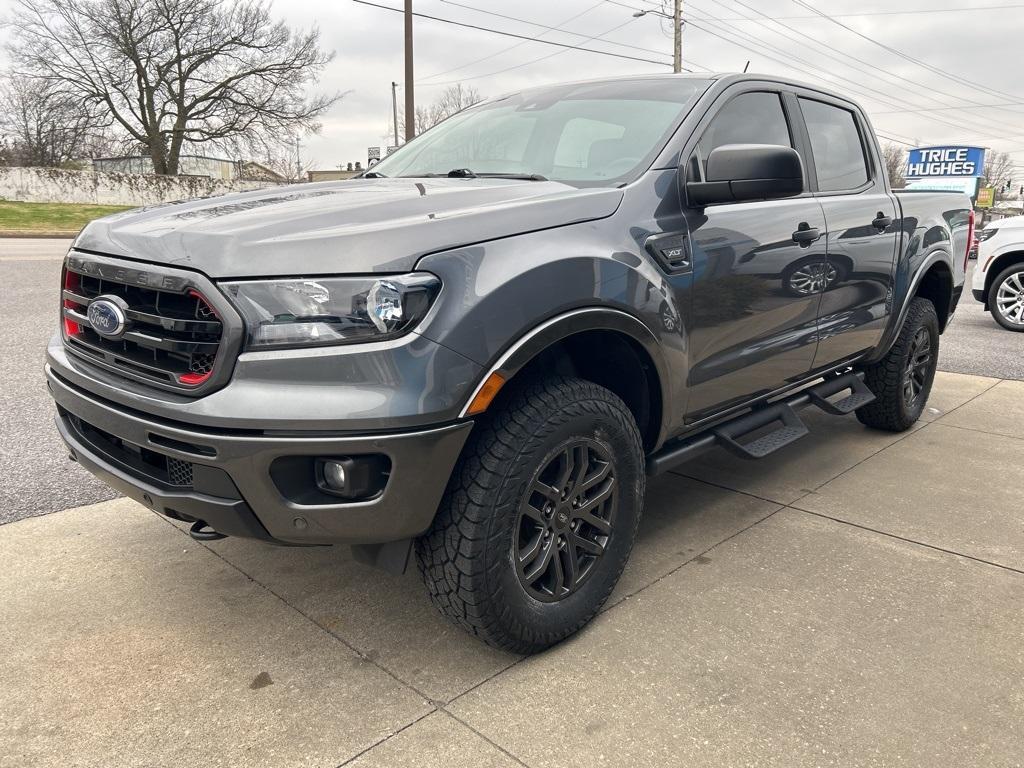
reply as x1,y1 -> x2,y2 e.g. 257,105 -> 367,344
792,223 -> 821,247
872,213 -> 893,230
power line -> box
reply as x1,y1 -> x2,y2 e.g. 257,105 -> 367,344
417,1 -> 605,83
421,16 -> 658,87
788,0 -> 1024,107
721,0 -> 999,114
676,3 -> 1024,20
351,0 -> 675,68
676,1 -> 1024,142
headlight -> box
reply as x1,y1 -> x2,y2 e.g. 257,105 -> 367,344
977,228 -> 998,242
221,273 -> 440,349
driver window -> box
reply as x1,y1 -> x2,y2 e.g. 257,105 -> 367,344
690,91 -> 793,181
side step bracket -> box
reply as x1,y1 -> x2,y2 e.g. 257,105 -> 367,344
807,373 -> 876,415
713,403 -> 809,460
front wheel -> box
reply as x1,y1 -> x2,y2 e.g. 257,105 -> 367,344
856,297 -> 939,432
416,376 -> 644,654
989,265 -> 1024,331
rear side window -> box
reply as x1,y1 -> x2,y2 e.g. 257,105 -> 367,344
553,117 -> 625,170
799,98 -> 869,192
695,91 -> 792,177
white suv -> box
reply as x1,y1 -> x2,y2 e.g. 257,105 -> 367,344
973,214 -> 1024,331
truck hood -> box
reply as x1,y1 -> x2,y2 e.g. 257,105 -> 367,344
73,177 -> 623,278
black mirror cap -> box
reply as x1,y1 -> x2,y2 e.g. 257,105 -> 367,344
685,144 -> 804,207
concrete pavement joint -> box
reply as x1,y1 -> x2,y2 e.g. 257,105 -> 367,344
667,469 -> 797,507
441,711 -> 533,768
786,505 -> 1024,578
146,509 -> 438,705
601,503 -> 786,613
927,420 -> 1024,442
803,377 -> 1003,496
439,498 -> 792,711
334,709 -> 438,768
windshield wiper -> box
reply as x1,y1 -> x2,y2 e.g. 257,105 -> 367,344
400,169 -> 547,181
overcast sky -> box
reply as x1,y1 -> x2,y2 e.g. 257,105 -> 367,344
5,0 -> 1024,177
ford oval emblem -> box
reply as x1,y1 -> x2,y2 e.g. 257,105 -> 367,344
87,297 -> 128,338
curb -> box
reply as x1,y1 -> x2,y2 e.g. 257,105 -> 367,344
0,230 -> 78,239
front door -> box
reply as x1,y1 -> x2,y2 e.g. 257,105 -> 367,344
682,89 -> 827,421
795,95 -> 899,369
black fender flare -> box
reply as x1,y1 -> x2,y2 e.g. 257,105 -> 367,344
458,307 -> 673,446
865,248 -> 953,364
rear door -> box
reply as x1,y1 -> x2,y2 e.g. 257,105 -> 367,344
681,86 -> 828,421
795,94 -> 899,369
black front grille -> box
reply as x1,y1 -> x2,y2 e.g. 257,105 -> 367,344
65,411 -> 194,489
62,260 -> 224,391
167,457 -> 194,487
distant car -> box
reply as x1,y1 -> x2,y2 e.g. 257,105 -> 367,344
972,215 -> 1024,331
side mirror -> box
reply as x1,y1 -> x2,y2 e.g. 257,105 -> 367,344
686,144 -> 804,207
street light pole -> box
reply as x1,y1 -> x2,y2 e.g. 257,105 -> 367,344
404,0 -> 415,141
633,2 -> 683,73
391,81 -> 400,147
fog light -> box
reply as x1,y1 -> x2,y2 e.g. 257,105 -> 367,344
322,460 -> 347,491
314,456 -> 391,500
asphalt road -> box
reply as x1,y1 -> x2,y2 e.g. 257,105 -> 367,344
1,239 -> 1020,526
1,239 -> 118,523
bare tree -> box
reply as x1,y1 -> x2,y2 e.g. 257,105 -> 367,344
0,75 -> 106,167
982,151 -> 1014,197
7,0 -> 341,175
880,142 -> 906,189
399,84 -> 482,137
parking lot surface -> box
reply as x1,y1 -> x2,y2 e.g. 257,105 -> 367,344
3,239 -> 1023,766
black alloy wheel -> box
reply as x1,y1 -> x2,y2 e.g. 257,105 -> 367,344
417,376 -> 645,653
902,327 -> 932,409
515,439 -> 617,602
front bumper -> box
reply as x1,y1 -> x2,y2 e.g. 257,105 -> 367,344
48,366 -> 473,545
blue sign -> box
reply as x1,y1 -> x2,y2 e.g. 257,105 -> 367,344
906,146 -> 985,178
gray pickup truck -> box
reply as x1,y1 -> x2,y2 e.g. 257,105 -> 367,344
48,74 -> 972,653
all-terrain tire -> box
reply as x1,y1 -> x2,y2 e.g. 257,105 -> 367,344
988,264 -> 1024,332
416,376 -> 645,654
856,297 -> 939,432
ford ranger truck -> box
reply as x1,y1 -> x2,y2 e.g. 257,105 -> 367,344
47,74 -> 972,653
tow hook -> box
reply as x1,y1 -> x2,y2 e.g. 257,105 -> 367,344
189,520 -> 227,541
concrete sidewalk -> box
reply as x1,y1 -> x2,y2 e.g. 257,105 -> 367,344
2,372 -> 1022,767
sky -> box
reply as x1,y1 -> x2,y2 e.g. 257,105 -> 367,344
5,0 -> 1024,179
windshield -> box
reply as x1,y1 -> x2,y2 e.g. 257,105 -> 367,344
370,78 -> 711,187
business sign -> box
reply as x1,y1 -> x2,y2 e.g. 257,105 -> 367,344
906,146 -> 985,178
977,186 -> 995,208
367,146 -> 381,161
904,177 -> 979,197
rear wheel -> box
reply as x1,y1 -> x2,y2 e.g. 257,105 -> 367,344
416,376 -> 644,654
989,265 -> 1024,331
856,297 -> 939,432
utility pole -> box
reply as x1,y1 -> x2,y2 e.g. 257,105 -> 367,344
672,0 -> 682,74
404,0 -> 415,141
391,81 -> 400,147
294,135 -> 301,180
632,3 -> 683,73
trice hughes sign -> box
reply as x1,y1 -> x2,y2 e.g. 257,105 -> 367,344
906,146 -> 985,178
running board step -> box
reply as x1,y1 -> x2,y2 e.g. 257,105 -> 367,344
713,403 -> 809,460
645,370 -> 870,476
807,373 -> 876,416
